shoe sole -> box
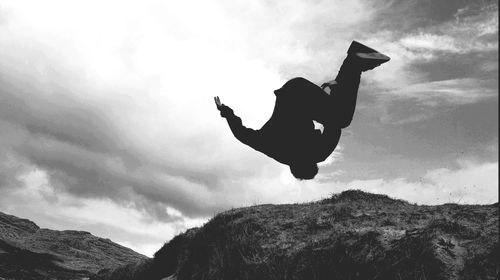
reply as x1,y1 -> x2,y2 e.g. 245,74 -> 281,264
356,52 -> 390,63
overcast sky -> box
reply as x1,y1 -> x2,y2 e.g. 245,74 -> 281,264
0,0 -> 497,256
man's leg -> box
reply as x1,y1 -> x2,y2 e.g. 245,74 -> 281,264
274,39 -> 390,128
303,56 -> 361,128
329,56 -> 361,128
317,41 -> 390,128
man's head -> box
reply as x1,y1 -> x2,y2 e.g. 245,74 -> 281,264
289,162 -> 319,180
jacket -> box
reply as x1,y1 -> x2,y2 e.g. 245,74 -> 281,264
220,102 -> 341,165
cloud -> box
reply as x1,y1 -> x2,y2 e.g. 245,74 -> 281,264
318,145 -> 343,167
400,33 -> 497,54
0,167 -> 207,257
2,151 -> 496,256
0,0 -> 284,219
372,78 -> 497,124
398,3 -> 498,54
318,160 -> 499,205
367,161 -> 498,205
0,0 -> 385,217
398,78 -> 496,106
357,2 -> 498,124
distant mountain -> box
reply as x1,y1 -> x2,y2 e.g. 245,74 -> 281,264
94,190 -> 498,280
0,211 -> 148,280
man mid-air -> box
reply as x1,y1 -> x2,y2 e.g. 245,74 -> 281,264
215,41 -> 390,180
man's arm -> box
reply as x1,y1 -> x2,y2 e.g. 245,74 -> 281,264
315,125 -> 342,162
214,96 -> 261,149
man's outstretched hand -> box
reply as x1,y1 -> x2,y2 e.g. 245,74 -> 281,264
214,96 -> 223,110
214,96 -> 233,118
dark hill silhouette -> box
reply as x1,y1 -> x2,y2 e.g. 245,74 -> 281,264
94,190 -> 498,280
0,211 -> 148,279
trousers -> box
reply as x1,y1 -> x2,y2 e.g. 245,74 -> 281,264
269,57 -> 361,130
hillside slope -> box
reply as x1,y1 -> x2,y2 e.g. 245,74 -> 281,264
95,190 -> 498,280
0,211 -> 148,279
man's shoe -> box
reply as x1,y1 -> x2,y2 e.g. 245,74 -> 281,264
347,41 -> 390,71
347,40 -> 382,55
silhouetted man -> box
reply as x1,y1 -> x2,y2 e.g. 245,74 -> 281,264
215,41 -> 390,179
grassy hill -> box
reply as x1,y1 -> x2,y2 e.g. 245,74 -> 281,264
94,190 -> 498,280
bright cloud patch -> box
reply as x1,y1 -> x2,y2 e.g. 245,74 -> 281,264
350,161 -> 499,205
389,78 -> 497,106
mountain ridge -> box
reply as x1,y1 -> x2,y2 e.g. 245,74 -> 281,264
0,210 -> 148,279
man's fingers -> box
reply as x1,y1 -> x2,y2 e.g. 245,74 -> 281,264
214,96 -> 224,112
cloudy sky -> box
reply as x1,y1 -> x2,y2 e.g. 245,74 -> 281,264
0,0 -> 497,256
